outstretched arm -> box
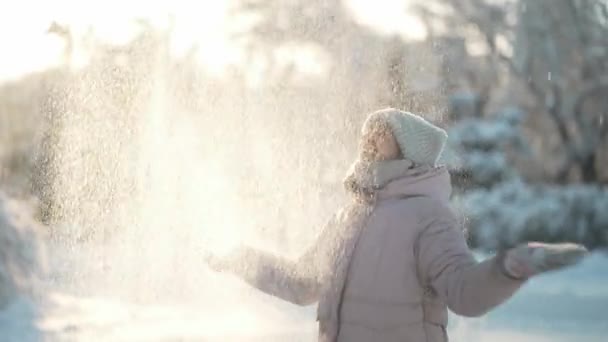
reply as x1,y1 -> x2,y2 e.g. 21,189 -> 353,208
206,215 -> 339,306
221,245 -> 323,305
416,216 -> 587,317
415,218 -> 525,317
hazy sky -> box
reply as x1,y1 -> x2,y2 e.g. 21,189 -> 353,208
0,0 -> 425,82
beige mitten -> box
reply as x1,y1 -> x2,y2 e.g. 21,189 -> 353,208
502,242 -> 588,280
203,247 -> 249,273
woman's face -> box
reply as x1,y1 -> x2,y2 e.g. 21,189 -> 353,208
360,123 -> 402,161
374,131 -> 402,160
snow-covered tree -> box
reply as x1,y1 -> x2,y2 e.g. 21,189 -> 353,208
415,0 -> 608,250
461,180 -> 608,251
445,106 -> 528,190
416,0 -> 608,183
445,102 -> 608,251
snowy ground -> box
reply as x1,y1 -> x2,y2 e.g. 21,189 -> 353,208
1,247 -> 606,341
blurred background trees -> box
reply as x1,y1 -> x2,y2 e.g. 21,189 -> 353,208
413,0 -> 608,250
418,0 -> 608,183
0,0 -> 606,257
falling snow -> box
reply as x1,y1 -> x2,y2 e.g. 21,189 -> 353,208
1,0 -> 607,341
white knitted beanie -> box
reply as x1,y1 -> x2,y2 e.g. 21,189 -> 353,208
362,108 -> 448,167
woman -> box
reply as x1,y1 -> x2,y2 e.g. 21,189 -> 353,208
206,108 -> 587,342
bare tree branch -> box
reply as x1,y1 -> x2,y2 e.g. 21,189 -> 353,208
547,83 -> 571,146
573,76 -> 608,149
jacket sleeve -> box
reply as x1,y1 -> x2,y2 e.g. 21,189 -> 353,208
229,214 -> 339,306
415,215 -> 525,317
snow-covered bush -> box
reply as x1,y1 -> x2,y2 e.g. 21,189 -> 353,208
452,150 -> 514,188
446,107 -> 528,189
0,193 -> 46,308
449,112 -> 525,151
460,180 -> 608,251
446,107 -> 608,251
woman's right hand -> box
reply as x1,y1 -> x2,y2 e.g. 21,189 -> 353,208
203,246 -> 250,274
501,242 -> 588,280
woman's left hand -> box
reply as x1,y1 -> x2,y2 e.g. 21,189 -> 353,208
502,242 -> 588,279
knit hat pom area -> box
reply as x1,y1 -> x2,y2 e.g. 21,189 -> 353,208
362,108 -> 448,167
